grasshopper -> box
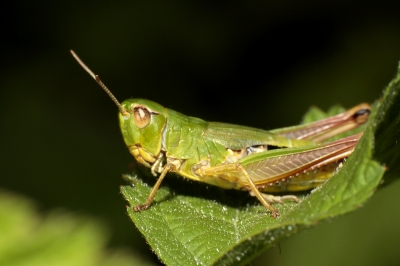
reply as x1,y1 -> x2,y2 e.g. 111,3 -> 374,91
71,50 -> 370,217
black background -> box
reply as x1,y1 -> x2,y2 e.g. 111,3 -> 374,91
1,1 -> 400,265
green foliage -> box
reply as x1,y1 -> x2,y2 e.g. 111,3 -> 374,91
0,191 -> 154,266
121,64 -> 400,265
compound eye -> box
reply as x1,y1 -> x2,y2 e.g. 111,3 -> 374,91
133,106 -> 151,128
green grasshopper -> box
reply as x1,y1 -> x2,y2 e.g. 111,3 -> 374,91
71,50 -> 370,217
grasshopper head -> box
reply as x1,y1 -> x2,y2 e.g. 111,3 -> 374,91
69,51 -> 167,167
119,99 -> 167,166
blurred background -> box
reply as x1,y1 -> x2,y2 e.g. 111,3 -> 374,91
1,0 -> 400,265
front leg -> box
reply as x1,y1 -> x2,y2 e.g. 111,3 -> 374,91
134,157 -> 183,211
134,163 -> 173,211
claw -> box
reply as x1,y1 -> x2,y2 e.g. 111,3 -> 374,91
134,204 -> 149,212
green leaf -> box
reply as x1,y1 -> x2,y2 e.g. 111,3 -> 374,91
373,70 -> 400,184
0,191 -> 154,266
301,105 -> 346,124
121,64 -> 400,265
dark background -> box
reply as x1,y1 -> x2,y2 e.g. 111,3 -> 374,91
1,1 -> 400,265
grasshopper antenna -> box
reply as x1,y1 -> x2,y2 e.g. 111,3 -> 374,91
70,50 -> 130,118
